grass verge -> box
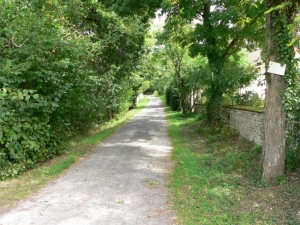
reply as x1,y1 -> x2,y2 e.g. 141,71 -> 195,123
0,97 -> 149,213
163,98 -> 300,225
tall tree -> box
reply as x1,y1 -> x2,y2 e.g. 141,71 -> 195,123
166,42 -> 190,114
162,0 -> 266,124
262,1 -> 299,181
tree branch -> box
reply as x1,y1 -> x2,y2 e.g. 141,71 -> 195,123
247,10 -> 266,28
11,37 -> 29,48
223,37 -> 240,59
224,9 -> 266,59
0,44 -> 9,54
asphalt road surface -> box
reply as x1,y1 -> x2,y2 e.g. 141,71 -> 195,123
0,96 -> 177,225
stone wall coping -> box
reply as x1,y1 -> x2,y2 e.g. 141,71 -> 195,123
224,105 -> 265,114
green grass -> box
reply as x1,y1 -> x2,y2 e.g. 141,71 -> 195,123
0,97 -> 149,212
162,98 -> 300,225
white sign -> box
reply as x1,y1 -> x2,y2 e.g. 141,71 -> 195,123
267,61 -> 286,76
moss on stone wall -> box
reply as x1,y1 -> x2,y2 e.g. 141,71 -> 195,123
224,105 -> 264,113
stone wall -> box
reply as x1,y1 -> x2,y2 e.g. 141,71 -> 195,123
225,107 -> 264,145
194,104 -> 206,114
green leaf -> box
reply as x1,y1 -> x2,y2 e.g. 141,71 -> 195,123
33,94 -> 39,99
51,102 -> 59,108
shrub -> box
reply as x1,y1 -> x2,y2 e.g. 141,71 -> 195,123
170,88 -> 180,111
166,83 -> 180,111
165,86 -> 171,105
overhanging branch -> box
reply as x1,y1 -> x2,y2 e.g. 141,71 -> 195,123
224,10 -> 266,59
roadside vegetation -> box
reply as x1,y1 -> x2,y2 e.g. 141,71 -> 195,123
1,0 -> 300,222
0,0 -> 152,180
152,0 -> 300,182
1,0 -> 299,186
0,97 -> 149,213
163,97 -> 300,225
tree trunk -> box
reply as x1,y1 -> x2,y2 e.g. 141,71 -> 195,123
206,84 -> 223,124
206,51 -> 226,124
262,9 -> 286,181
190,88 -> 195,113
107,107 -> 113,121
176,71 -> 188,114
263,74 -> 286,181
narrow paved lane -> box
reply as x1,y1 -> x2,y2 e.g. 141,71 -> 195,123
0,96 -> 176,225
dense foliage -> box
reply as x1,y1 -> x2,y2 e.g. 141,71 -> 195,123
165,82 -> 180,111
0,0 -> 151,180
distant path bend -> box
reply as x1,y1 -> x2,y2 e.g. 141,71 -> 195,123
0,96 -> 176,225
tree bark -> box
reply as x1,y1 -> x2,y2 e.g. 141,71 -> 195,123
107,107 -> 113,121
206,84 -> 223,124
263,75 -> 286,181
206,55 -> 225,124
262,8 -> 286,181
179,77 -> 188,114
190,88 -> 195,113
